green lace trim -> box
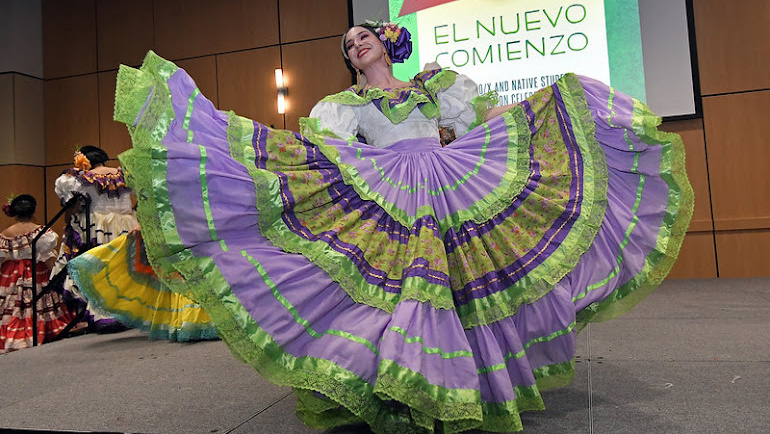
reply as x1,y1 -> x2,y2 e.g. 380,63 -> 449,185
298,116 -> 344,140
533,360 -> 576,390
467,91 -> 499,131
294,389 -> 365,429
575,98 -> 694,329
319,69 -> 458,124
116,51 -> 192,298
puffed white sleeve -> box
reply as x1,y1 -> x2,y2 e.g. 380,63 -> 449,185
35,230 -> 60,262
436,74 -> 490,139
301,101 -> 359,140
54,173 -> 83,203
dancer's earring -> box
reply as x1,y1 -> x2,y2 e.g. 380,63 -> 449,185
355,68 -> 362,86
385,53 -> 392,67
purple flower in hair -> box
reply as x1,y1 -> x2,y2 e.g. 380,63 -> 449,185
366,20 -> 413,63
382,26 -> 412,63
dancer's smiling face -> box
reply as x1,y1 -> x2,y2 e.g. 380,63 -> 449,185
344,26 -> 386,70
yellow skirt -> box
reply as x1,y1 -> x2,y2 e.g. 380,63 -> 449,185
67,233 -> 218,341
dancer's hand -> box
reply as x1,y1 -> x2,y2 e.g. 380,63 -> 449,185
129,223 -> 142,235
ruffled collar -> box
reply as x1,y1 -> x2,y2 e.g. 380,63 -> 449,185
319,69 -> 458,124
62,167 -> 132,198
0,226 -> 47,251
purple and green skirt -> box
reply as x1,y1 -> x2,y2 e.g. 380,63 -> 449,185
114,51 -> 692,433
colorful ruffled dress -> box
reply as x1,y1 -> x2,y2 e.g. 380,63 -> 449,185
114,51 -> 692,433
50,167 -> 139,331
1,227 -> 75,353
66,232 -> 218,342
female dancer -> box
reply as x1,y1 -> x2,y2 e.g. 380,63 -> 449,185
112,21 -> 692,433
1,195 -> 75,353
50,146 -> 137,332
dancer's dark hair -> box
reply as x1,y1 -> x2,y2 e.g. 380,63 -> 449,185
79,145 -> 110,167
7,194 -> 37,219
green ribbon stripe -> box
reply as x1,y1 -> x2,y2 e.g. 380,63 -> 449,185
385,318 -> 577,376
183,88 -> 200,143
606,87 -> 616,127
387,326 -> 474,359
197,145 -> 219,242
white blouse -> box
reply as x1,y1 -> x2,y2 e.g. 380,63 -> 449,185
308,73 -> 482,148
54,172 -> 134,215
0,228 -> 59,263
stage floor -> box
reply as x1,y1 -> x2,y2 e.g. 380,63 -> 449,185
1,277 -> 768,434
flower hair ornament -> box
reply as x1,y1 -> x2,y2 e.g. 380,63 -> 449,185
73,149 -> 92,172
362,20 -> 413,64
2,195 -> 14,217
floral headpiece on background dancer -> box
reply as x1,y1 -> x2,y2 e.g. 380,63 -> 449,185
2,195 -> 15,217
342,20 -> 413,64
73,149 -> 92,172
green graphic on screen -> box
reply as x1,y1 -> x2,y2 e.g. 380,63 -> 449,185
388,0 -> 646,104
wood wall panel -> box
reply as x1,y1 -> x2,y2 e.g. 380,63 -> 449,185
702,91 -> 770,227
176,56 -> 219,107
0,75 -> 13,165
14,75 -> 46,166
0,165 -> 46,229
279,0 -> 349,43
96,0 -> 154,71
98,71 -> 131,160
42,0 -> 97,79
154,0 -> 279,60
45,75 -> 100,165
666,232 -> 717,279
281,38 -> 354,131
715,230 -> 770,278
659,118 -> 711,232
217,47 -> 284,130
693,0 -> 770,95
